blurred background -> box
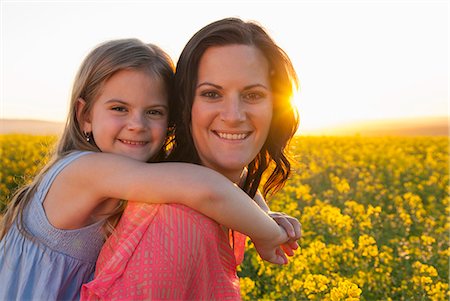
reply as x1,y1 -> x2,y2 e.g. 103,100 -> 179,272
1,0 -> 448,136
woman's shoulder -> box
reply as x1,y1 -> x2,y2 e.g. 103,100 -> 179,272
159,204 -> 221,231
155,204 -> 225,245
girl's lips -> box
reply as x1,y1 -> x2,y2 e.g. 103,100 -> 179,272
118,139 -> 149,146
213,131 -> 251,141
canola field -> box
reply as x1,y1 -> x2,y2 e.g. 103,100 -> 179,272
1,134 -> 449,300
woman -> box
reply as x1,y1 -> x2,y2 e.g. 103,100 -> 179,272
82,17 -> 300,300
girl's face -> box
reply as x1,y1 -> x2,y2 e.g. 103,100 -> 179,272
81,69 -> 168,162
191,45 -> 273,182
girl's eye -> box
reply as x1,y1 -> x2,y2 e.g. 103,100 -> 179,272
112,106 -> 127,112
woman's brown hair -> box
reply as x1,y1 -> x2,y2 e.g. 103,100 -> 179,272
169,18 -> 299,198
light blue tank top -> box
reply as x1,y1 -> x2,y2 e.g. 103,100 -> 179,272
0,151 -> 105,301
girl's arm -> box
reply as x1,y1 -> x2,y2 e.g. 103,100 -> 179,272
240,169 -> 301,243
44,152 -> 289,262
253,190 -> 301,256
253,190 -> 270,212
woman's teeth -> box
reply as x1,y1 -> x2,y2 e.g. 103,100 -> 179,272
217,132 -> 247,140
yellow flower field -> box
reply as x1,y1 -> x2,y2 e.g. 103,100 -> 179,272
239,136 -> 449,300
1,134 -> 449,300
0,134 -> 57,206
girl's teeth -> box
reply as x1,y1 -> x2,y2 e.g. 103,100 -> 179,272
217,132 -> 247,140
122,139 -> 146,145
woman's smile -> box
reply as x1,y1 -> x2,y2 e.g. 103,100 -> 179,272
213,130 -> 251,141
191,44 -> 273,182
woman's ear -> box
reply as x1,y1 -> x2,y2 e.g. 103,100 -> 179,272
76,98 -> 92,132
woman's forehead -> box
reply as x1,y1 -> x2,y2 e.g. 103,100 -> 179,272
197,45 -> 270,85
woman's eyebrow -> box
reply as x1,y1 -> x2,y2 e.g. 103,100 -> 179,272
243,84 -> 269,91
146,104 -> 169,110
196,82 -> 269,90
196,82 -> 222,89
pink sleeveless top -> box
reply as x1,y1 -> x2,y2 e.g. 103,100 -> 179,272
81,202 -> 246,300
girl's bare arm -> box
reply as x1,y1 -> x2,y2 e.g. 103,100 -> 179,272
44,152 -> 287,253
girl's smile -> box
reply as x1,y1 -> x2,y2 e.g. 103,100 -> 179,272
80,69 -> 168,162
118,139 -> 149,146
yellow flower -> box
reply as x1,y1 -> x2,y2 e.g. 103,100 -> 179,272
357,235 -> 379,257
239,277 -> 255,298
420,235 -> 436,246
330,280 -> 362,301
428,282 -> 450,301
303,274 -> 330,297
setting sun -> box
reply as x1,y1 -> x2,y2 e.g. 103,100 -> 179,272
2,2 -> 447,134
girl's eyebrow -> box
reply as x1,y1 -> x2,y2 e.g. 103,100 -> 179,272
104,99 -> 128,105
104,99 -> 168,109
196,82 -> 269,90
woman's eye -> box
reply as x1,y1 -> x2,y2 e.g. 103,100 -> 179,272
147,109 -> 164,116
201,91 -> 221,99
243,92 -> 264,102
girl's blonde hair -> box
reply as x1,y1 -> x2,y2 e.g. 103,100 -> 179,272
1,39 -> 174,240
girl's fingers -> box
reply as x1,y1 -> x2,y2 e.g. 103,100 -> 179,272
281,244 -> 295,257
272,216 -> 295,238
288,241 -> 299,250
288,217 -> 302,240
269,211 -> 301,239
276,247 -> 288,265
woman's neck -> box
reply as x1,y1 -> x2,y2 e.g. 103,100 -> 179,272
198,161 -> 245,185
223,171 -> 243,185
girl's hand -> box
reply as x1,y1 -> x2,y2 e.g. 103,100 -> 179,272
251,225 -> 290,265
251,191 -> 301,257
268,211 -> 301,256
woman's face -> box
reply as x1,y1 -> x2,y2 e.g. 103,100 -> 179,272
191,44 -> 273,182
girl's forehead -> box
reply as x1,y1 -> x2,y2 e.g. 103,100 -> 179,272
95,69 -> 168,104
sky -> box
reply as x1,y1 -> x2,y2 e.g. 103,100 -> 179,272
1,0 -> 448,132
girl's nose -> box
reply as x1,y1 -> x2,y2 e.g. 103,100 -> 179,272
127,113 -> 147,131
220,96 -> 245,123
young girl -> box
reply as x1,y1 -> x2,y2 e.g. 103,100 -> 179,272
81,18 -> 301,300
0,38 -> 294,300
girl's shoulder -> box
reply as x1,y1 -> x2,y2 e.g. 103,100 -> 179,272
59,150 -> 94,166
21,150 -> 104,262
35,151 -> 94,201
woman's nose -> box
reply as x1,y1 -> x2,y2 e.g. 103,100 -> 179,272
220,96 -> 245,123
